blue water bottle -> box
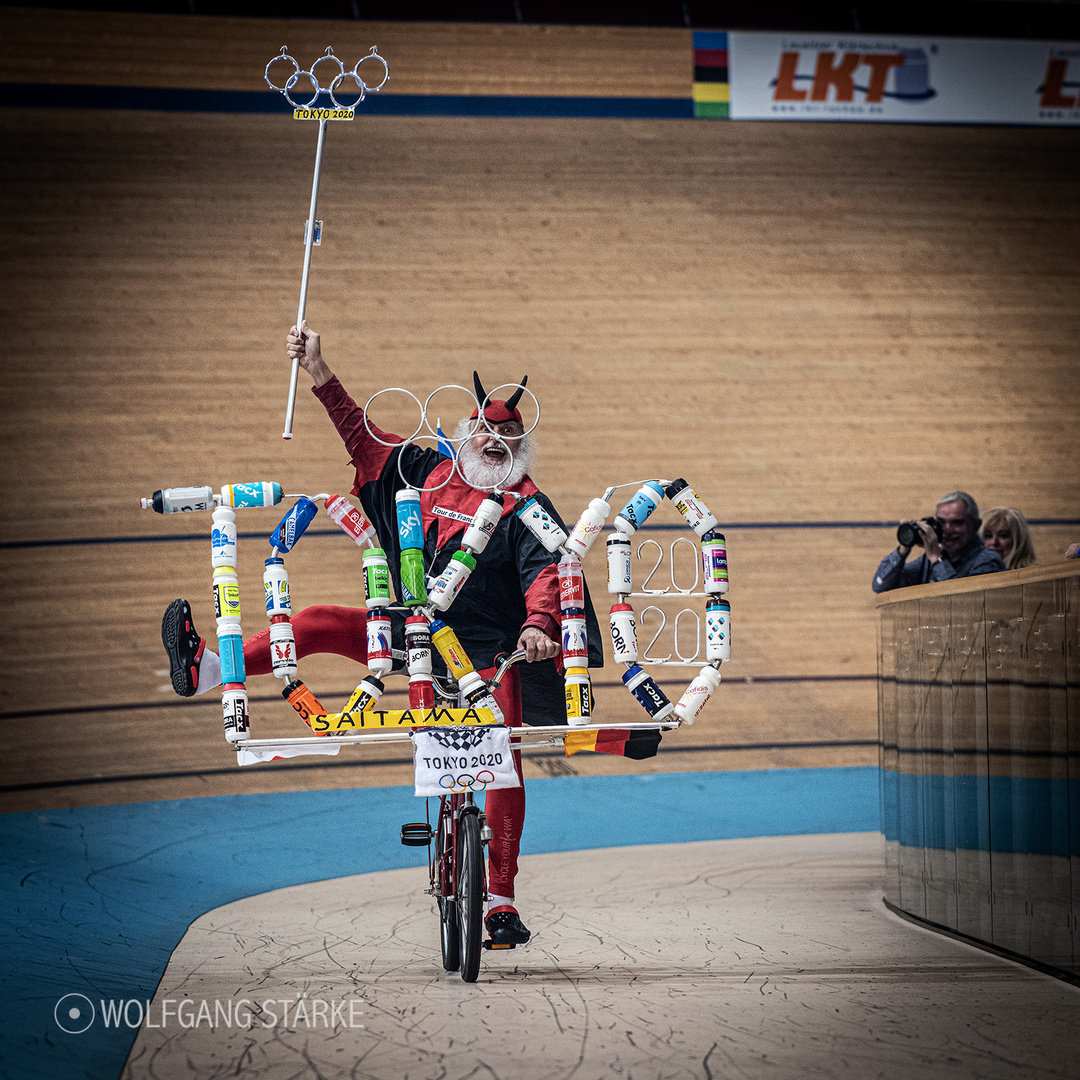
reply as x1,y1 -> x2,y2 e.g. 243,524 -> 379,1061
270,497 -> 318,553
613,481 -> 666,535
395,488 -> 424,550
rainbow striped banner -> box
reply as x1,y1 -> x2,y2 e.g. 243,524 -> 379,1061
693,31 -> 730,119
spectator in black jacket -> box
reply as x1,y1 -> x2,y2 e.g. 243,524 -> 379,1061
873,491 -> 1005,592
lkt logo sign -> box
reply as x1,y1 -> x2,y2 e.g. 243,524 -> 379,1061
771,49 -> 935,104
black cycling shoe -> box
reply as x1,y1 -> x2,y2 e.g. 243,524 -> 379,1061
162,599 -> 205,698
485,909 -> 531,946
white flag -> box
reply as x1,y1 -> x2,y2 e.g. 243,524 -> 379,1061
237,742 -> 342,766
411,726 -> 518,797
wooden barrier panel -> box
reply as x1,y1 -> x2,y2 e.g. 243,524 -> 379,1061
877,561 -> 1080,980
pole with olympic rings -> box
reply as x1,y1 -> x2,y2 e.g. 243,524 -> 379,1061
264,46 -> 389,440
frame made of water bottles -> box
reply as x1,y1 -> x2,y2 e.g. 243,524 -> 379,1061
143,469 -> 731,747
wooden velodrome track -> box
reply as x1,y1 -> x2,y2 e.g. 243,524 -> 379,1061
1,9 -> 1078,813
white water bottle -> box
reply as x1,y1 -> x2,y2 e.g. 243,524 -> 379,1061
674,665 -> 722,724
564,498 -> 610,558
705,599 -> 730,662
462,493 -> 505,555
142,485 -> 216,514
428,551 -> 477,612
515,496 -> 568,552
268,621 -> 297,680
609,603 -> 638,664
607,532 -> 632,595
325,494 -> 376,546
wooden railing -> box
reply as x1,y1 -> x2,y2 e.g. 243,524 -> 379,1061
876,560 -> 1080,980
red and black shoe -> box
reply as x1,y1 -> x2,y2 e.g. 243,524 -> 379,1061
162,599 -> 206,698
485,907 -> 531,946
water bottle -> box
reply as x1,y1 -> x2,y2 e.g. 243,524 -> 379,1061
462,493 -> 505,555
622,664 -> 674,720
324,494 -> 376,546
142,485 -> 216,514
665,479 -> 718,538
270,497 -> 318,554
674,665 -> 722,725
613,481 -> 665,535
564,498 -> 610,558
222,482 -> 283,509
515,496 -> 568,552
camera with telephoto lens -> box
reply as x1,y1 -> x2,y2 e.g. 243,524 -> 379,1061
897,516 -> 943,549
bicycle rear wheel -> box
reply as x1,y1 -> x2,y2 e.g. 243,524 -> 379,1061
435,810 -> 460,972
456,812 -> 484,983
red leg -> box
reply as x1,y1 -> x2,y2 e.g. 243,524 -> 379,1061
243,605 -> 369,675
480,665 -> 525,899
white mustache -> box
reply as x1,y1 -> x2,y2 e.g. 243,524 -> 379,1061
453,419 -> 534,490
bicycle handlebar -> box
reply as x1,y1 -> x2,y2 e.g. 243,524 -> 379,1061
488,649 -> 528,690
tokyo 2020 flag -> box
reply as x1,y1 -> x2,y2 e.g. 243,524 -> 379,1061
411,725 -> 519,798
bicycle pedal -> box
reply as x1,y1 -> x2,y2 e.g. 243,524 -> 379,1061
482,940 -> 516,950
400,822 -> 432,847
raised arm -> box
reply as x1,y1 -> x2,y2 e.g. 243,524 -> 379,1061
284,321 -> 402,488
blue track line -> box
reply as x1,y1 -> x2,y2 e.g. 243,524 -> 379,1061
4,83 -> 694,119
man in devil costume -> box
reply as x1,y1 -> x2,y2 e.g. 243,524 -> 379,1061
162,320 -> 604,946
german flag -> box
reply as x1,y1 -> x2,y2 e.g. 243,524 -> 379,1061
564,727 -> 662,759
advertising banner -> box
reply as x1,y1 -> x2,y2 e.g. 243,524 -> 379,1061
728,32 -> 1080,125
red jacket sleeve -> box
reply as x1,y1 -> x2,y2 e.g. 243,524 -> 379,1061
312,376 -> 402,493
521,564 -> 561,641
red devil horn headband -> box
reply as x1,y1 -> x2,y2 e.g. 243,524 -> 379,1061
472,371 -> 528,425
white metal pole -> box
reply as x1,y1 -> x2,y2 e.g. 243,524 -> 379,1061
283,116 -> 329,440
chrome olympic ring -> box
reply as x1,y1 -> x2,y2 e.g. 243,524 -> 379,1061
438,770 -> 496,792
422,384 -> 485,442
265,46 -> 389,110
362,388 -> 457,495
462,431 -> 517,493
421,383 -> 541,442
363,380 -> 540,494
363,387 -> 427,447
395,433 -> 457,494
419,384 -> 517,491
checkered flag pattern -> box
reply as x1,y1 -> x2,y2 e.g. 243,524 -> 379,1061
423,726 -> 495,753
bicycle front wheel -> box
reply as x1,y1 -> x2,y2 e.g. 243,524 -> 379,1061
456,812 -> 484,983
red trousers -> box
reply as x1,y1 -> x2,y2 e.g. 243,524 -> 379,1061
244,606 -> 526,900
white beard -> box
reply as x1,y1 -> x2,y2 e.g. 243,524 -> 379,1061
453,418 -> 535,491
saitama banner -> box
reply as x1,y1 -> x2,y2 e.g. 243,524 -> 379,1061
728,32 -> 1080,126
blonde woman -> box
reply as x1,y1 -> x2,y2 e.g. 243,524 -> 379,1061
982,507 -> 1037,570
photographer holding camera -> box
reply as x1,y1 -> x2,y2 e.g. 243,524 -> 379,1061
872,491 -> 1005,592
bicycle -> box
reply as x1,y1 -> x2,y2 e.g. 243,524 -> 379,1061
232,647 -> 679,983
400,784 -> 490,981
399,649 -> 525,982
